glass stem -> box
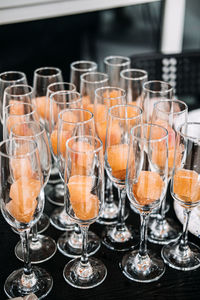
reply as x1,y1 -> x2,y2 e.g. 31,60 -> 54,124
139,213 -> 149,257
80,225 -> 89,266
116,187 -> 126,230
31,224 -> 38,243
74,224 -> 81,235
21,229 -> 32,276
179,208 -> 191,252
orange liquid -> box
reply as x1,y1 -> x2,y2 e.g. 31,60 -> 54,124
35,96 -> 58,121
50,129 -> 71,156
9,100 -> 25,115
68,175 -> 99,220
174,169 -> 200,203
7,176 -> 41,223
133,170 -> 164,206
107,144 -> 129,180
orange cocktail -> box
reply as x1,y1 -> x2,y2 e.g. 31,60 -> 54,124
107,144 -> 129,181
68,175 -> 99,221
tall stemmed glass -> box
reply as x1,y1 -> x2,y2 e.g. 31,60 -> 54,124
94,87 -> 126,225
120,69 -> 148,106
80,72 -> 109,110
0,138 -> 53,298
49,91 -> 82,230
103,104 -> 142,251
63,135 -> 107,288
162,122 -> 200,270
148,99 -> 188,244
104,55 -> 131,87
44,81 -> 76,206
70,60 -> 97,92
121,124 -> 168,282
10,121 -> 57,263
57,108 -> 101,257
0,71 -> 27,123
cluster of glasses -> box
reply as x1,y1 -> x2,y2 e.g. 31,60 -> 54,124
0,55 -> 200,299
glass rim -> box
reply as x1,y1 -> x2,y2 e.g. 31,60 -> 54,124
120,68 -> 148,81
80,72 -> 109,84
47,82 -> 76,93
95,86 -> 126,100
178,122 -> 200,142
10,121 -> 46,139
143,80 -> 173,94
131,123 -> 168,143
5,102 -> 36,117
4,84 -> 34,98
58,108 -> 94,125
0,137 -> 37,159
70,60 -> 97,72
34,66 -> 62,78
66,135 -> 103,154
153,99 -> 188,116
0,71 -> 26,82
104,55 -> 131,67
108,104 -> 143,121
50,90 -> 82,105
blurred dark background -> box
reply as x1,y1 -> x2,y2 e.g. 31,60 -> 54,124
0,0 -> 200,107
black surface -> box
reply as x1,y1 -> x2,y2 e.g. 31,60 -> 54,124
1,189 -> 200,300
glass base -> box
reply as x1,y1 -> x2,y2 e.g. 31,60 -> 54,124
50,207 -> 75,231
57,230 -> 101,258
96,204 -> 129,225
15,235 -> 57,264
148,217 -> 181,245
102,225 -> 138,252
12,214 -> 50,235
4,266 -> 53,299
121,251 -> 165,283
63,257 -> 107,289
161,241 -> 200,271
45,182 -> 64,206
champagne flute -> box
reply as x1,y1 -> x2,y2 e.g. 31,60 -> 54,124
80,72 -> 109,110
63,135 -> 107,288
10,121 -> 57,263
148,99 -> 188,244
70,60 -> 97,92
49,90 -> 82,231
44,81 -> 77,206
94,86 -> 126,225
104,55 -> 131,87
162,122 -> 200,270
121,123 -> 168,282
120,68 -> 148,106
57,108 -> 101,257
103,104 -> 142,251
0,71 -> 27,123
0,138 -> 53,298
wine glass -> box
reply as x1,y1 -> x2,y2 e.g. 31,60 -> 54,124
103,104 -> 142,251
142,80 -> 173,122
56,108 -> 101,258
148,99 -> 188,244
104,55 -> 131,87
162,122 -> 200,270
63,135 -> 107,288
0,71 -> 27,123
44,81 -> 77,206
120,68 -> 148,106
121,123 -> 168,282
49,90 -> 82,231
10,121 -> 57,263
70,60 -> 97,92
80,72 -> 109,110
94,86 -> 126,225
3,102 -> 39,140
0,138 -> 53,298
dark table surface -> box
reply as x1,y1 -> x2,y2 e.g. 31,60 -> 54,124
0,187 -> 200,300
